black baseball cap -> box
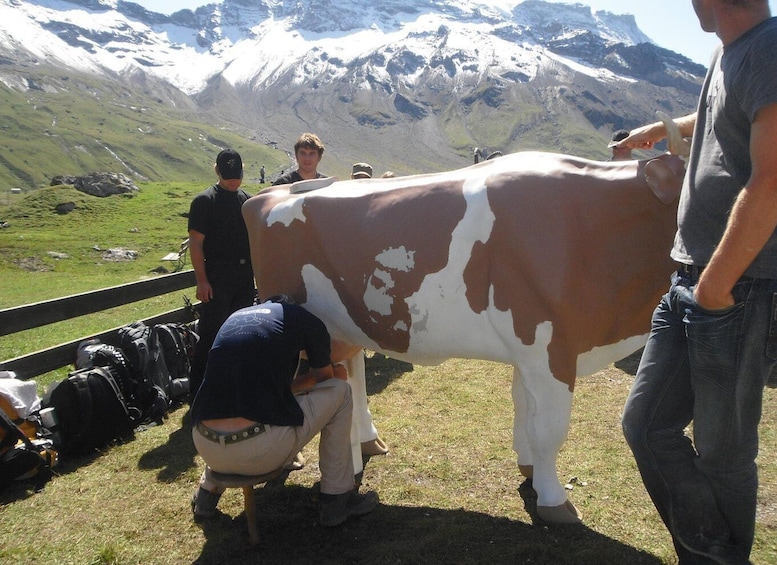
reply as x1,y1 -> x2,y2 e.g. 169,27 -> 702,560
216,149 -> 243,180
608,130 -> 630,148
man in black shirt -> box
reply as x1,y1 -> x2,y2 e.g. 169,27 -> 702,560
190,299 -> 379,526
187,149 -> 256,402
272,133 -> 327,185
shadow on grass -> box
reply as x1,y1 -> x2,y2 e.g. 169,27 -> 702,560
189,478 -> 662,565
614,348 -> 643,376
136,409 -> 198,481
365,352 -> 414,396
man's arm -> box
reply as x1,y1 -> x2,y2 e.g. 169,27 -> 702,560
188,229 -> 212,303
330,339 -> 364,364
291,362 -> 347,395
695,103 -> 777,309
618,113 -> 697,150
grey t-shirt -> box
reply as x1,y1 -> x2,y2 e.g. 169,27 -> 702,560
672,17 -> 777,279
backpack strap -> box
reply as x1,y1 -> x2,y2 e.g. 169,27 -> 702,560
69,373 -> 96,443
0,406 -> 37,453
93,367 -> 131,420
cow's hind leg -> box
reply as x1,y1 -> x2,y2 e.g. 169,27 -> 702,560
511,368 -> 535,479
512,366 -> 581,524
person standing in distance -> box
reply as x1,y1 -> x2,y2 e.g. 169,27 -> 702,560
619,1 -> 777,563
187,149 -> 256,403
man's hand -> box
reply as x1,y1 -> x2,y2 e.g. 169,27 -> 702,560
291,371 -> 317,395
196,280 -> 213,303
291,363 -> 347,395
332,363 -> 348,381
617,123 -> 665,151
693,279 -> 735,311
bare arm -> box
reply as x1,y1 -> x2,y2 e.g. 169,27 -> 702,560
618,113 -> 697,150
330,339 -> 364,364
188,229 -> 212,303
291,362 -> 347,395
695,103 -> 777,309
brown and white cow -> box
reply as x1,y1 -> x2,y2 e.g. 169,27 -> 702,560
242,151 -> 685,523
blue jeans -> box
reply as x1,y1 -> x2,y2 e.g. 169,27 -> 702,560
622,270 -> 777,565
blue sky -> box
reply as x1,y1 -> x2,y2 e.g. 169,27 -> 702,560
131,0 -> 777,66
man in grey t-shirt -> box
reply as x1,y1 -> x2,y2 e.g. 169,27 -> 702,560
617,1 -> 777,562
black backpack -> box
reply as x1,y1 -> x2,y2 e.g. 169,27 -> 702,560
152,323 -> 196,401
116,321 -> 172,412
116,322 -> 156,383
77,340 -> 137,404
42,366 -> 137,455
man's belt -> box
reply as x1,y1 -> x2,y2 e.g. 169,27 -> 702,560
678,263 -> 705,278
196,422 -> 266,445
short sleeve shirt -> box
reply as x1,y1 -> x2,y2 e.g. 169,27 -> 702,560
272,170 -> 326,186
188,184 -> 252,264
672,18 -> 777,278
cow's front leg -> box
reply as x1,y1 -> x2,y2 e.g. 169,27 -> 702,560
512,366 -> 582,524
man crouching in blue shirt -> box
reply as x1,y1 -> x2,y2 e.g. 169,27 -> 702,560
190,296 -> 379,527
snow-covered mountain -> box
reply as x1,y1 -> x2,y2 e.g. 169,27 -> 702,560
0,0 -> 705,184
0,0 -> 684,94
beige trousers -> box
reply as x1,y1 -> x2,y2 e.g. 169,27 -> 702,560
193,378 -> 355,495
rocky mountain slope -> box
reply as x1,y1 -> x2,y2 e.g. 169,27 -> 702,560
0,0 -> 705,185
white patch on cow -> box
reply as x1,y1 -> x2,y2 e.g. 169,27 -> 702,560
576,333 -> 648,377
362,246 -> 416,318
376,246 -> 415,272
266,197 -> 307,227
402,173 -> 516,361
363,268 -> 395,316
300,263 -> 382,349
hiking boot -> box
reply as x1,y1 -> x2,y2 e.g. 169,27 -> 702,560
319,489 -> 379,527
191,487 -> 221,519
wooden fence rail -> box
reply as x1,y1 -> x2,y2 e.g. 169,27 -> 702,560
0,270 -> 198,380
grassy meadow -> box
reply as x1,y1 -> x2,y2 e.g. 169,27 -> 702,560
0,185 -> 776,564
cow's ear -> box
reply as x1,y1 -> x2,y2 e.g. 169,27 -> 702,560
644,158 -> 683,204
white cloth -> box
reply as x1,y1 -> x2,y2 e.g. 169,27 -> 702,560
0,377 -> 41,418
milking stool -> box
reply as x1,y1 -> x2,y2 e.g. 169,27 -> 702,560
208,469 -> 285,545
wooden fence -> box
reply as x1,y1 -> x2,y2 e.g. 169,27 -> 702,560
0,270 -> 198,381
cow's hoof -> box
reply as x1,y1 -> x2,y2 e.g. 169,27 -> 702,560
518,464 -> 534,479
537,500 -> 582,524
361,437 -> 389,456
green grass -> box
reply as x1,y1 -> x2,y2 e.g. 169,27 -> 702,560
0,67 -> 288,189
0,190 -> 776,564
0,355 -> 774,564
0,180 -> 269,389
